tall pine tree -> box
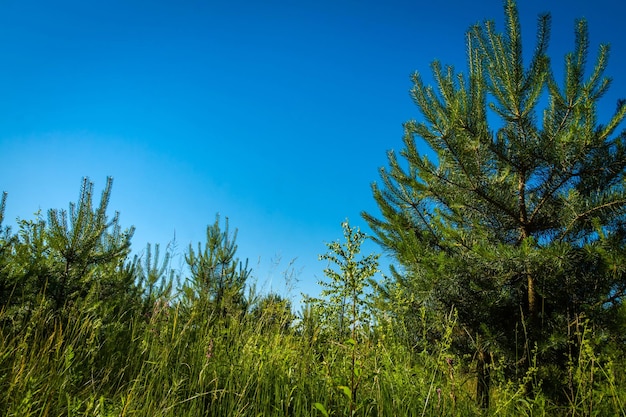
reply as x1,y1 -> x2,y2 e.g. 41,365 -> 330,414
363,0 -> 626,405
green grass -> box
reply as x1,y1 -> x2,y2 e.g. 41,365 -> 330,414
1,300 -> 625,417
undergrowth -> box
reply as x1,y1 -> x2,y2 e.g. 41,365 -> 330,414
1,297 -> 624,416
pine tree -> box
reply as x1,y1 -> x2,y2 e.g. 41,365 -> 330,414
363,0 -> 626,405
134,242 -> 176,318
46,177 -> 135,310
1,177 -> 135,322
185,214 -> 251,319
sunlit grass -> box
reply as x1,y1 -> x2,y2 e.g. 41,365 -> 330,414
1,299 -> 624,416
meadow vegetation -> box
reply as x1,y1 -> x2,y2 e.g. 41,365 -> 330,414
0,178 -> 624,416
2,1 -> 626,415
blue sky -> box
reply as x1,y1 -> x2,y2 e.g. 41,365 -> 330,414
1,0 -> 625,306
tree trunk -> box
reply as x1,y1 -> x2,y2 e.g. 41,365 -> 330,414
527,274 -> 538,325
476,349 -> 491,409
518,173 -> 539,331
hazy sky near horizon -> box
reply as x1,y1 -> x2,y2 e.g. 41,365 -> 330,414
1,0 -> 625,305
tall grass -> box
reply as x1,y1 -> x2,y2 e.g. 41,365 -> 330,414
1,297 -> 625,416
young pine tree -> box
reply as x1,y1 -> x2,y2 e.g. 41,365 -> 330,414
46,177 -> 135,311
363,0 -> 626,406
1,177 -> 135,321
185,214 -> 251,320
134,242 -> 176,319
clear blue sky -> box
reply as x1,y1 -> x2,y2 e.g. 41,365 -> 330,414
1,0 -> 625,306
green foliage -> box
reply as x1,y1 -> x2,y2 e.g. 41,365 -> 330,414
3,284 -> 625,417
1,176 -> 626,416
251,292 -> 295,332
184,214 -> 251,319
306,220 -> 380,415
133,241 -> 176,317
45,177 -> 135,308
0,192 -> 16,308
363,0 -> 626,406
0,178 -> 136,328
308,220 -> 379,339
3,2 -> 626,410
